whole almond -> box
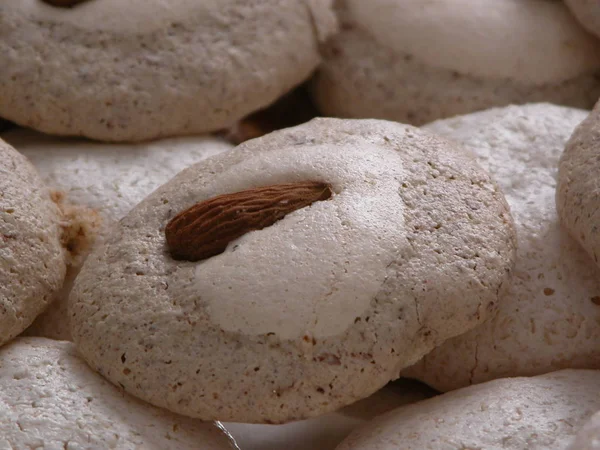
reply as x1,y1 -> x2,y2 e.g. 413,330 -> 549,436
165,181 -> 333,262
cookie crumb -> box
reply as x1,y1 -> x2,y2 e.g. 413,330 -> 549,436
50,191 -> 102,267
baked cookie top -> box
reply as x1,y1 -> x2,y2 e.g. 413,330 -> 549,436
406,103 -> 599,391
70,118 -> 516,423
312,0 -> 600,126
0,138 -> 66,347
558,100 -> 600,269
0,0 -> 336,141
337,370 -> 600,450
343,0 -> 600,85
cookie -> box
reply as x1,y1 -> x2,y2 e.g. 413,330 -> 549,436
70,118 -> 516,423
313,0 -> 600,126
0,129 -> 233,340
0,337 -> 236,449
565,0 -> 600,39
0,0 -> 337,141
225,380 -> 435,450
336,370 -> 600,450
404,104 -> 599,391
0,138 -> 67,347
558,101 -> 600,270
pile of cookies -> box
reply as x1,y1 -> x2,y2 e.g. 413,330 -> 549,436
2,1 -> 600,449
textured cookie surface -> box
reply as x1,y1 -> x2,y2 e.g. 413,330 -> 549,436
1,129 -> 233,340
337,370 -> 600,450
569,410 -> 600,450
0,337 -> 237,450
70,118 -> 515,423
558,101 -> 600,270
405,104 -> 598,391
313,0 -> 600,126
565,0 -> 600,39
0,138 -> 66,347
0,0 -> 336,141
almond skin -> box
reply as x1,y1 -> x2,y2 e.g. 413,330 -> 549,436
165,181 -> 333,262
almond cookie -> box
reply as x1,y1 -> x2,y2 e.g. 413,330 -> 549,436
70,118 -> 516,423
404,104 -> 599,391
1,129 -> 233,340
337,370 -> 600,450
313,0 -> 600,126
0,138 -> 67,347
0,337 -> 237,450
0,0 -> 336,142
558,101 -> 600,270
565,0 -> 600,39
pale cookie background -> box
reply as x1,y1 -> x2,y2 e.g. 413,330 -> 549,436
337,370 -> 600,450
568,409 -> 600,450
405,104 -> 600,391
313,0 -> 600,125
0,337 -> 237,450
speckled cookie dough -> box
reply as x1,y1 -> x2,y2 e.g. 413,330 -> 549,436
0,138 -> 67,347
336,370 -> 600,450
565,0 -> 600,39
0,129 -> 233,340
70,118 -> 516,423
404,104 -> 600,391
0,337 -> 238,450
313,0 -> 600,126
558,101 -> 600,271
569,409 -> 600,450
0,0 -> 337,141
